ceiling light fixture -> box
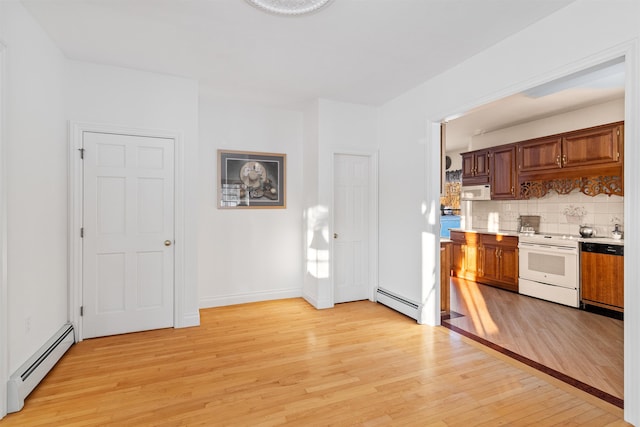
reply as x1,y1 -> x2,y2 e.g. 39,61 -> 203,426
245,0 -> 334,16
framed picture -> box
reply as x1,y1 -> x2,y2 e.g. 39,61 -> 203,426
217,150 -> 286,209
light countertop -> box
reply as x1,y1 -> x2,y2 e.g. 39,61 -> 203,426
447,228 -> 624,246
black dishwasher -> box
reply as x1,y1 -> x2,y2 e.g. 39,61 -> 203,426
580,242 -> 624,314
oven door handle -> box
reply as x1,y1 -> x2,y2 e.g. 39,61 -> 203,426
519,243 -> 578,253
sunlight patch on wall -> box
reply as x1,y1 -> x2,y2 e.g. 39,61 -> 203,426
306,205 -> 329,279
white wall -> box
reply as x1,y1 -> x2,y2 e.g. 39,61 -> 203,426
445,148 -> 464,172
66,61 -> 201,328
302,100 -> 321,306
1,1 -> 68,381
471,98 -> 624,149
197,98 -> 304,307
378,0 -> 640,423
379,90 -> 430,306
315,99 -> 379,308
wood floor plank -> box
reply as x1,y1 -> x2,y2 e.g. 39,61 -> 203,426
1,298 -> 628,426
444,278 -> 624,400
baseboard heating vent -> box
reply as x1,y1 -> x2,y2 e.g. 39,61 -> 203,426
376,288 -> 420,320
7,323 -> 75,413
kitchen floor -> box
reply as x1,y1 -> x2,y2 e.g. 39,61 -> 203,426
442,277 -> 623,404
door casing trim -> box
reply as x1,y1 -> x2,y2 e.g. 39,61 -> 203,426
0,39 -> 8,420
68,121 -> 186,341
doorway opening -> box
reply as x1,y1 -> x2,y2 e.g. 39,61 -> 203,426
438,56 -> 627,406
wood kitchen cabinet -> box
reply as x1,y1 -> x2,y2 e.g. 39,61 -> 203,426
479,234 -> 519,292
518,121 -> 623,180
562,123 -> 622,169
518,136 -> 563,174
461,150 -> 490,185
450,231 -> 518,291
450,231 -> 479,282
440,241 -> 452,314
490,144 -> 518,200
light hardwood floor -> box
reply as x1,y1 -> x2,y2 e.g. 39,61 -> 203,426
2,298 -> 627,426
443,278 -> 624,402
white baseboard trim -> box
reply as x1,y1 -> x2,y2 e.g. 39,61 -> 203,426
302,292 -> 333,310
199,288 -> 303,309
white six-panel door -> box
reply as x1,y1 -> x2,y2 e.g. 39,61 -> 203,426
333,154 -> 370,303
82,132 -> 174,338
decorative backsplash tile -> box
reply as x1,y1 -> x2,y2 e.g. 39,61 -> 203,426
467,191 -> 624,237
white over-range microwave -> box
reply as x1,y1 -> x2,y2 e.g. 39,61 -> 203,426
460,184 -> 491,201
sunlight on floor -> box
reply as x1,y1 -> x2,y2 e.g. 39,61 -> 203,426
458,280 -> 499,335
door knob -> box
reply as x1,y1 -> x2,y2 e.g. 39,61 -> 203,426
164,240 -> 172,246
334,233 -> 338,239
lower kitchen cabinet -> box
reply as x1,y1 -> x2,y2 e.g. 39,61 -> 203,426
479,234 -> 519,292
450,231 -> 479,282
450,230 -> 519,292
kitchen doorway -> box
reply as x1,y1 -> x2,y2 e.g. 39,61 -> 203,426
439,56 -> 628,404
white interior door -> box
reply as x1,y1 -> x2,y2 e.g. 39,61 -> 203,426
333,154 -> 371,303
82,132 -> 174,338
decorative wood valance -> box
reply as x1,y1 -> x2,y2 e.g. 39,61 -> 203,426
520,176 -> 623,199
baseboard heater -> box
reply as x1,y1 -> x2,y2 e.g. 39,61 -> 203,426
376,288 -> 420,320
7,323 -> 75,413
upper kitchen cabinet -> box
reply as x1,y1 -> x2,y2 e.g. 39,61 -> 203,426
490,144 -> 518,200
518,121 -> 623,181
461,149 -> 490,185
562,123 -> 622,169
518,136 -> 563,174
517,121 -> 624,198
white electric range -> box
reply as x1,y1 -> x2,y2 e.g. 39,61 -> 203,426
518,233 -> 580,307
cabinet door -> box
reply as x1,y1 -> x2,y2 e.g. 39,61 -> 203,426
474,150 -> 490,179
581,252 -> 624,309
465,241 -> 479,280
562,124 -> 621,169
491,145 -> 517,200
450,232 -> 466,278
461,150 -> 490,186
499,246 -> 519,291
451,242 -> 467,278
461,153 -> 476,181
518,136 -> 563,173
480,243 -> 500,282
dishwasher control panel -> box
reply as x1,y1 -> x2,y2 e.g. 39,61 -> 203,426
581,242 -> 624,256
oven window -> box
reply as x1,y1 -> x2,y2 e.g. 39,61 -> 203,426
528,252 -> 565,275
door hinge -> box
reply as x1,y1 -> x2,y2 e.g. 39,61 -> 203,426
80,306 -> 84,316
80,227 -> 84,238
79,148 -> 85,159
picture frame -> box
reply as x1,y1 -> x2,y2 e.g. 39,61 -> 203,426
217,149 -> 286,209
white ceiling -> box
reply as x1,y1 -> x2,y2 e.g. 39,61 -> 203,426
445,60 -> 625,151
21,0 -> 576,110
